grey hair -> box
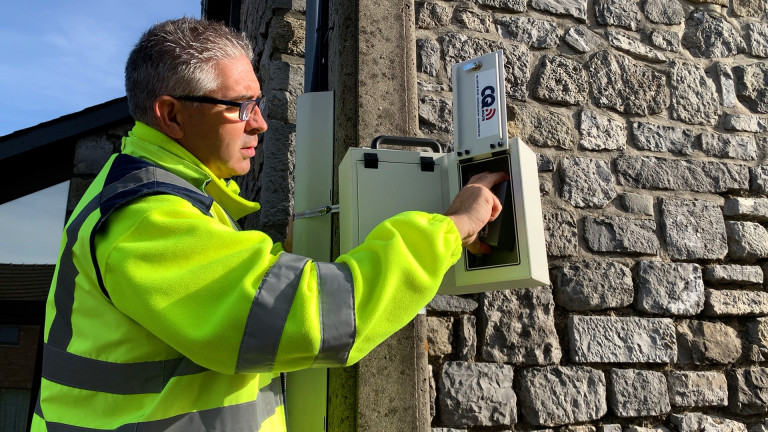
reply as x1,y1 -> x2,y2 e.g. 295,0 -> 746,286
125,18 -> 254,126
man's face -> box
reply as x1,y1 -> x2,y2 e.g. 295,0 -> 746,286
176,55 -> 268,179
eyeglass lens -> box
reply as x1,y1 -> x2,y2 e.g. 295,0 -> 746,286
239,98 -> 266,121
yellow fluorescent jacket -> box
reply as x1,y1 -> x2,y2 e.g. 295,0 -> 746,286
32,122 -> 462,431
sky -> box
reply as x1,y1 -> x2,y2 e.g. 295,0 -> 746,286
0,0 -> 201,264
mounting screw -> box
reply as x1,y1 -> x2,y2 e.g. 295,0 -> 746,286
465,150 -> 471,155
490,143 -> 496,149
456,151 -> 463,157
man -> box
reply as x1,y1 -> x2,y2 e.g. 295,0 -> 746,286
33,18 -> 506,431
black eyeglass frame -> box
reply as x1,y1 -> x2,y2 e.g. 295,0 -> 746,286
172,95 -> 266,121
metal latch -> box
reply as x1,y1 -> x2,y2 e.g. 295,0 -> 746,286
294,204 -> 340,220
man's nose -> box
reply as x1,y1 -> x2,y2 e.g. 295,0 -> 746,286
246,106 -> 268,134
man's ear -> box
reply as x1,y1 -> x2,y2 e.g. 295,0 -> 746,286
153,96 -> 184,139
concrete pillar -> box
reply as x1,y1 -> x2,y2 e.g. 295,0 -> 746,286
326,0 -> 428,431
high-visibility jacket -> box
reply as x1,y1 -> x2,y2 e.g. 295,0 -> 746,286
32,122 -> 462,431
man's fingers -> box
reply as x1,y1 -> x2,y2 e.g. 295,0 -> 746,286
466,171 -> 509,189
465,237 -> 491,255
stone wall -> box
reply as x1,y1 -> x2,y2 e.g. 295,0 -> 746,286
418,0 -> 768,431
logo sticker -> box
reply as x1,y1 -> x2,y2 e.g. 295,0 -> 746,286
475,69 -> 500,139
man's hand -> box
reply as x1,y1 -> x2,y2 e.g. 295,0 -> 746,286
444,172 -> 509,255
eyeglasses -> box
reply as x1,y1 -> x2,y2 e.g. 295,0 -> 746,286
172,95 -> 266,121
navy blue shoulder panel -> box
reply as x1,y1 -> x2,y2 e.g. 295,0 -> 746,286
91,154 -> 215,298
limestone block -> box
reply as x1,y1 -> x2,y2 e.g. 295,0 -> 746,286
417,38 -> 440,77
508,105 -> 574,149
594,0 -> 641,30
427,316 -> 453,357
726,221 -> 768,260
495,16 -> 560,49
704,264 -> 764,284
677,320 -> 742,364
473,0 -> 526,12
559,157 -> 616,208
518,366 -> 607,427
701,132 -> 757,160
751,166 -> 768,193
583,216 -> 659,255
480,288 -> 561,365
606,30 -> 666,63
718,63 -> 737,108
456,315 -> 476,361
725,114 -> 768,132
419,94 -> 452,134
439,361 -> 516,427
682,10 -> 745,58
625,427 -> 671,432
565,26 -> 600,53
531,55 -> 588,105
729,367 -> 768,414
668,371 -> 728,407
530,0 -> 587,21
553,260 -> 634,311
416,2 -> 452,29
661,198 -> 728,260
270,14 -> 305,57
427,295 -> 478,313
587,51 -> 667,115
579,110 -> 626,151
537,153 -> 555,172
643,0 -> 684,24
543,210 -> 578,256
671,413 -> 748,432
649,30 -> 681,53
454,7 -> 492,33
733,0 -> 765,17
706,289 -> 768,316
748,317 -> 768,353
744,23 -> 768,58
631,122 -> 694,155
608,369 -> 670,417
615,155 -> 749,193
635,261 -> 705,316
670,60 -> 720,126
621,193 -> 654,215
569,316 -> 677,363
735,62 -> 768,114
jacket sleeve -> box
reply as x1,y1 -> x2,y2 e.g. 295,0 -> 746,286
97,194 -> 462,374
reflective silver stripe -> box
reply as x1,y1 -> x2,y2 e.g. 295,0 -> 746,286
38,376 -> 283,432
42,343 -> 208,395
47,165 -> 207,349
236,253 -> 309,373
314,262 -> 356,367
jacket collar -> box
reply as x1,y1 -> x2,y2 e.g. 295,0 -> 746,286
121,122 -> 261,219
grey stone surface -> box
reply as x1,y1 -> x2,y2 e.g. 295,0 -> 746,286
704,264 -> 764,284
725,114 -> 768,132
584,216 -> 659,255
701,132 -> 757,160
606,30 -> 666,63
667,371 -> 728,407
531,55 -> 588,105
439,361 -> 516,427
625,427 -> 670,432
456,315 -> 476,361
594,0 -> 641,30
734,0 -> 765,17
579,110 -> 626,151
569,316 -> 677,363
752,166 -> 768,193
750,421 -> 768,432
518,366 -> 607,427
480,288 -> 561,365
601,426 -> 623,432
416,2 -> 452,29
530,0 -> 587,21
560,157 -> 616,208
643,0 -> 684,24
509,105 -> 574,149
621,193 -> 654,215
718,63 -> 737,108
725,197 -> 768,222
473,0 -> 526,12
616,155 -> 749,193
670,60 -> 720,126
729,367 -> 768,415
419,94 -> 452,134
543,210 -> 578,256
427,295 -> 479,313
635,261 -> 705,316
682,10 -> 746,58
671,413 -> 748,432
631,122 -> 694,155
649,30 -> 681,52
745,23 -> 768,57
495,16 -> 560,49
427,316 -> 453,357
74,135 -> 117,175
677,320 -> 742,364
706,289 -> 768,316
454,7 -> 492,33
726,221 -> 768,260
608,369 -> 670,417
553,260 -> 634,311
661,198 -> 728,260
417,38 -> 440,77
565,26 -> 600,53
587,51 -> 667,116
537,153 -> 555,172
735,62 -> 768,114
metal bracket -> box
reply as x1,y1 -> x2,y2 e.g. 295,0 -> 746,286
294,204 -> 340,220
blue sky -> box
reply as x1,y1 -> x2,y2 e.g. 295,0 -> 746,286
0,0 -> 201,263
